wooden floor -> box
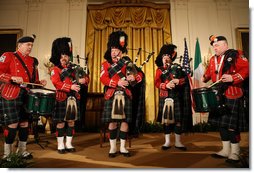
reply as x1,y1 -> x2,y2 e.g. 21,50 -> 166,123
0,131 -> 249,168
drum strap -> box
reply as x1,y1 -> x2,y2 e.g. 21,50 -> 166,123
13,53 -> 36,83
215,55 -> 225,80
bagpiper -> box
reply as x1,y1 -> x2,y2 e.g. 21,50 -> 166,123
50,37 -> 89,154
155,43 -> 192,151
100,31 -> 144,158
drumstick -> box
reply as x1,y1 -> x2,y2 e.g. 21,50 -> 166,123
22,82 -> 44,87
42,88 -> 56,92
208,78 -> 222,88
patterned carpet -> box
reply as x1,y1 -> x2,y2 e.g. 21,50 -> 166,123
0,131 -> 249,168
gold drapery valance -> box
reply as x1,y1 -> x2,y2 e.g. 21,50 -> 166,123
86,1 -> 171,122
89,7 -> 169,29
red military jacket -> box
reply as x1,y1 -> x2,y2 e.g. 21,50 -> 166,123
100,60 -> 143,100
155,66 -> 185,98
50,65 -> 89,101
0,51 -> 39,100
203,52 -> 249,99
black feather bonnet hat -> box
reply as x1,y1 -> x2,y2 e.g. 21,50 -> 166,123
155,43 -> 177,67
104,30 -> 128,63
50,37 -> 72,68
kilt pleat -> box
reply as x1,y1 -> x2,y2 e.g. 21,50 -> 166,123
1,89 -> 30,125
208,97 -> 248,131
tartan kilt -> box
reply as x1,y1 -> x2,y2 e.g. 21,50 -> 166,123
53,98 -> 80,123
208,97 -> 248,131
101,94 -> 132,123
157,96 -> 181,123
1,89 -> 30,125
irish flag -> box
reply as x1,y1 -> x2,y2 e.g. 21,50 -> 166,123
194,38 -> 205,88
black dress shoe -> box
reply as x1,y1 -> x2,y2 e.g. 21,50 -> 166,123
210,153 -> 227,159
225,158 -> 240,164
58,149 -> 66,154
108,152 -> 117,158
175,146 -> 187,151
119,151 -> 131,157
65,148 -> 76,152
161,146 -> 171,150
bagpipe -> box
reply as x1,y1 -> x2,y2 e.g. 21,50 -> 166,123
127,48 -> 154,69
161,58 -> 192,125
125,48 -> 154,78
59,53 -> 90,121
60,53 -> 90,84
116,48 -> 152,136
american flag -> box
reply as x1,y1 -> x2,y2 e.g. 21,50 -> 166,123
182,38 -> 194,114
182,38 -> 191,75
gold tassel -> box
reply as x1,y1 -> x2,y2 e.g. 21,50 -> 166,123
162,98 -> 175,125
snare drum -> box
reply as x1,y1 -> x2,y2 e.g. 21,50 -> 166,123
26,89 -> 56,115
192,87 -> 220,112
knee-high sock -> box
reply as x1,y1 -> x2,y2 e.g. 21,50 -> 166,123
4,127 -> 17,144
66,126 -> 75,137
219,127 -> 230,141
163,124 -> 174,134
3,127 -> 17,159
18,127 -> 29,142
229,130 -> 240,143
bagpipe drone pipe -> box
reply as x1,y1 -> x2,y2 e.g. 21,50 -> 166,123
123,48 -> 154,137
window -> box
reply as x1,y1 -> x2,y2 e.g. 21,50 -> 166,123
236,27 -> 249,58
0,29 -> 22,55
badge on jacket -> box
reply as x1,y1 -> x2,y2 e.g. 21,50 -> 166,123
0,55 -> 6,62
51,69 -> 55,76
